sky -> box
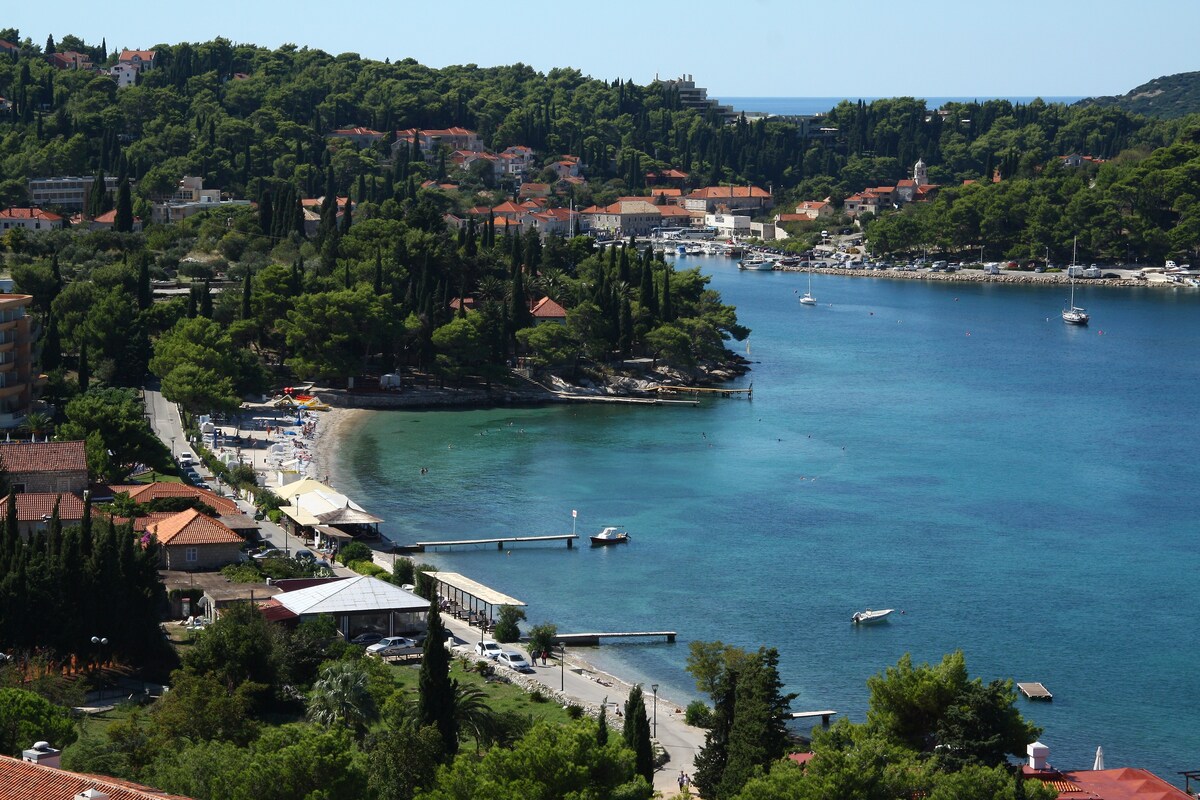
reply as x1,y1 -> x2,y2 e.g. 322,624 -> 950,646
8,0 -> 1200,98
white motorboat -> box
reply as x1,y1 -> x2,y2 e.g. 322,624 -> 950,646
738,254 -> 775,271
590,526 -> 630,546
799,273 -> 817,305
851,608 -> 894,624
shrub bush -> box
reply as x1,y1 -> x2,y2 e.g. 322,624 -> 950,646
338,542 -> 373,565
493,604 -> 526,643
685,699 -> 714,729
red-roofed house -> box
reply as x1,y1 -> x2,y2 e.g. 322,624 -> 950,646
528,207 -> 579,237
650,187 -> 682,199
111,49 -> 157,88
90,208 -> 143,232
105,482 -> 240,516
47,51 -> 91,70
794,200 -> 833,220
393,127 -> 484,155
1022,743 -> 1191,800
0,493 -> 86,539
0,441 -> 87,494
0,207 -> 64,231
581,199 -> 662,236
519,182 -> 551,199
0,753 -> 193,800
0,40 -> 18,55
683,185 -> 773,214
530,296 -> 568,325
646,169 -> 689,187
330,127 -> 384,147
147,508 -> 246,570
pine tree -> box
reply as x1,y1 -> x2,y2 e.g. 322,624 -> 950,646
693,669 -> 737,800
417,600 -> 458,755
373,249 -> 384,295
622,684 -> 654,784
716,649 -> 793,798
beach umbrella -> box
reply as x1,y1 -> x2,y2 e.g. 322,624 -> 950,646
1093,745 -> 1105,770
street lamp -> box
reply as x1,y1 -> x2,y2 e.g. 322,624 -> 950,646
560,643 -> 566,691
651,683 -> 659,738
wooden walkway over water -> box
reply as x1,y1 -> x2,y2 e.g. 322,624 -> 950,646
655,385 -> 752,399
554,631 -> 677,646
1017,682 -> 1053,701
788,710 -> 838,726
414,534 -> 579,551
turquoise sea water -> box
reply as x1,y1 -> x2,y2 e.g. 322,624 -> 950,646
333,261 -> 1200,782
725,96 -> 1085,116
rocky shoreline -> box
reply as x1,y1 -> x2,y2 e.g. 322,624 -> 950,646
774,264 -> 1160,288
318,352 -> 753,411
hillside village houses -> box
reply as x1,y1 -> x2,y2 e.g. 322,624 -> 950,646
0,207 -> 64,232
110,48 -> 157,88
151,176 -> 250,223
843,157 -> 938,218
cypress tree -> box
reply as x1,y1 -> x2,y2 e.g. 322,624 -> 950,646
373,249 -> 384,295
339,197 -> 353,235
115,178 -> 133,233
660,266 -> 673,323
417,600 -> 458,755
77,342 -> 89,393
597,704 -> 609,746
136,256 -> 151,310
241,270 -> 252,320
622,684 -> 654,784
43,313 -> 61,372
80,491 -> 92,546
716,649 -> 794,799
200,279 -> 213,318
2,493 -> 18,566
258,186 -> 274,241
693,669 -> 737,800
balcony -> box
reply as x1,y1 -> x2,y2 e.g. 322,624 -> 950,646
0,383 -> 25,400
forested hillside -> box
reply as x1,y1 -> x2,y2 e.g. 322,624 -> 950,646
1076,70 -> 1200,119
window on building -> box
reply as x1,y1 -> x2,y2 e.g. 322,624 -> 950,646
185,547 -> 198,562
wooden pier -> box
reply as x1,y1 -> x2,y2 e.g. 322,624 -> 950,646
553,631 -> 677,646
1017,682 -> 1053,701
555,393 -> 699,407
788,710 -> 838,726
655,385 -> 753,399
414,534 -> 579,551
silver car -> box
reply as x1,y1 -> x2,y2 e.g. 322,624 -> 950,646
496,651 -> 534,673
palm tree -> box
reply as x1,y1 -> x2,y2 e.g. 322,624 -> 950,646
451,680 -> 498,751
21,411 -> 52,439
307,661 -> 378,738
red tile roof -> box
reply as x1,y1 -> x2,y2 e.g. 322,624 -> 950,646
0,754 -> 192,800
0,41 -> 17,52
0,493 -> 86,523
530,297 -> 568,319
331,127 -> 382,137
106,483 -> 239,516
689,186 -> 769,199
0,207 -> 64,222
650,188 -> 682,197
147,508 -> 243,546
118,49 -> 156,62
0,441 -> 86,474
1026,768 -> 1192,800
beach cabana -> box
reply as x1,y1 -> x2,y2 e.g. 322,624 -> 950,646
429,571 -> 525,628
278,486 -> 383,548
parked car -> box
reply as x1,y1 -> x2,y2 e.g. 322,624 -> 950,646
251,543 -> 280,559
474,641 -> 503,659
496,651 -> 534,673
350,632 -> 383,646
366,636 -> 416,656
293,549 -> 315,562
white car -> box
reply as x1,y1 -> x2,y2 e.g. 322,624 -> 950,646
366,636 -> 416,656
474,641 -> 502,659
496,651 -> 534,673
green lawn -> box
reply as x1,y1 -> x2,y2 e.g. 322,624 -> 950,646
387,657 -> 576,726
